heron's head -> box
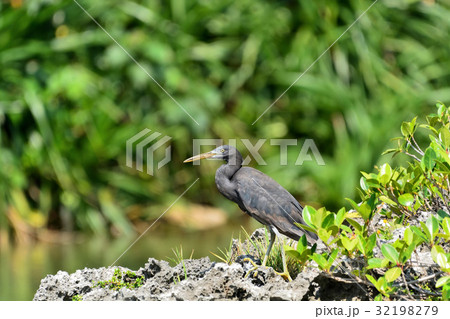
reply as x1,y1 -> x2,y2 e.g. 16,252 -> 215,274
183,145 -> 240,163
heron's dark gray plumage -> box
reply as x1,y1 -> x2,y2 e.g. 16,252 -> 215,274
184,145 -> 317,280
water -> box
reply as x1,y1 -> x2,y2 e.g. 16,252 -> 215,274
0,220 -> 256,300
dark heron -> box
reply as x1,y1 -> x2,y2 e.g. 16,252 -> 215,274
184,145 -> 318,280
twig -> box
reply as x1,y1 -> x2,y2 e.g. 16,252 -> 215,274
401,268 -> 413,298
394,271 -> 444,287
409,284 -> 442,297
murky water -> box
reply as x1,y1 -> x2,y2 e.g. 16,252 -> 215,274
0,220 -> 256,300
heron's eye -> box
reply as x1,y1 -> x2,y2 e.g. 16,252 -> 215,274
221,149 -> 225,153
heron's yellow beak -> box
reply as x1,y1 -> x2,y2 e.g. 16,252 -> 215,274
183,152 -> 215,163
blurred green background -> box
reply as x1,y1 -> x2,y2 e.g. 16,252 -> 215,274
1,0 -> 450,300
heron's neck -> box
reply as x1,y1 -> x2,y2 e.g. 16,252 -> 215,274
224,152 -> 243,175
215,152 -> 243,202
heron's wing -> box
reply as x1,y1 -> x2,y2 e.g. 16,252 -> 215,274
234,167 -> 317,242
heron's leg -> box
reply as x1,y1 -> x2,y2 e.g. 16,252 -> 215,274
244,229 -> 275,278
261,229 -> 276,267
273,236 -> 293,282
244,229 -> 293,281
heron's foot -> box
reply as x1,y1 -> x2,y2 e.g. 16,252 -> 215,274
242,258 -> 292,282
242,258 -> 264,279
274,270 -> 293,282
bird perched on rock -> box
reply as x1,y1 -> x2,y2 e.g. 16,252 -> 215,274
184,145 -> 318,280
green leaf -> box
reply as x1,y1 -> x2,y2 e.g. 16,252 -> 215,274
420,221 -> 432,241
335,208 -> 346,227
297,234 -> 308,253
439,127 -> 450,149
436,276 -> 450,288
302,206 -> 316,229
366,274 -> 378,287
400,243 -> 416,264
327,249 -> 339,266
379,195 -> 397,206
284,245 -> 301,260
365,233 -> 377,253
321,214 -> 335,229
341,236 -> 358,252
398,193 -> 414,207
378,163 -> 392,186
318,228 -> 332,244
367,258 -> 385,269
404,228 -> 414,246
345,198 -> 372,221
411,225 -> 428,243
312,253 -> 327,269
385,267 -> 402,283
442,217 -> 450,235
382,148 -> 399,156
401,121 -> 412,137
381,244 -> 399,264
295,222 -> 317,235
426,215 -> 439,239
431,246 -> 450,270
346,218 -> 363,234
422,147 -> 437,171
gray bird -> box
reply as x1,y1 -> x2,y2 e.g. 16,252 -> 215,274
184,145 -> 317,280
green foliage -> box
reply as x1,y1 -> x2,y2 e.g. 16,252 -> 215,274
93,268 -> 144,290
287,104 -> 450,300
71,294 -> 83,301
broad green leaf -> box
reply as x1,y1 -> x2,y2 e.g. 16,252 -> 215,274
295,222 -> 317,235
398,193 -> 414,207
422,147 -> 437,171
439,126 -> 450,149
378,163 -> 392,186
346,218 -> 363,234
420,221 -> 432,241
401,121 -> 412,137
284,246 -> 301,260
381,244 -> 399,264
400,243 -> 416,264
318,228 -> 332,243
314,208 -> 326,229
367,258 -> 385,269
436,276 -> 450,288
321,213 -> 335,229
297,235 -> 307,253
302,206 -> 316,229
327,249 -> 339,265
335,208 -> 346,227
411,226 -> 428,243
340,224 -> 353,234
360,177 -> 369,191
442,217 -> 450,235
426,215 -> 439,239
366,274 -> 378,287
379,195 -> 397,206
312,253 -> 327,269
404,228 -> 413,246
365,233 -> 377,253
341,236 -> 358,252
358,202 -> 372,221
385,267 -> 402,283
